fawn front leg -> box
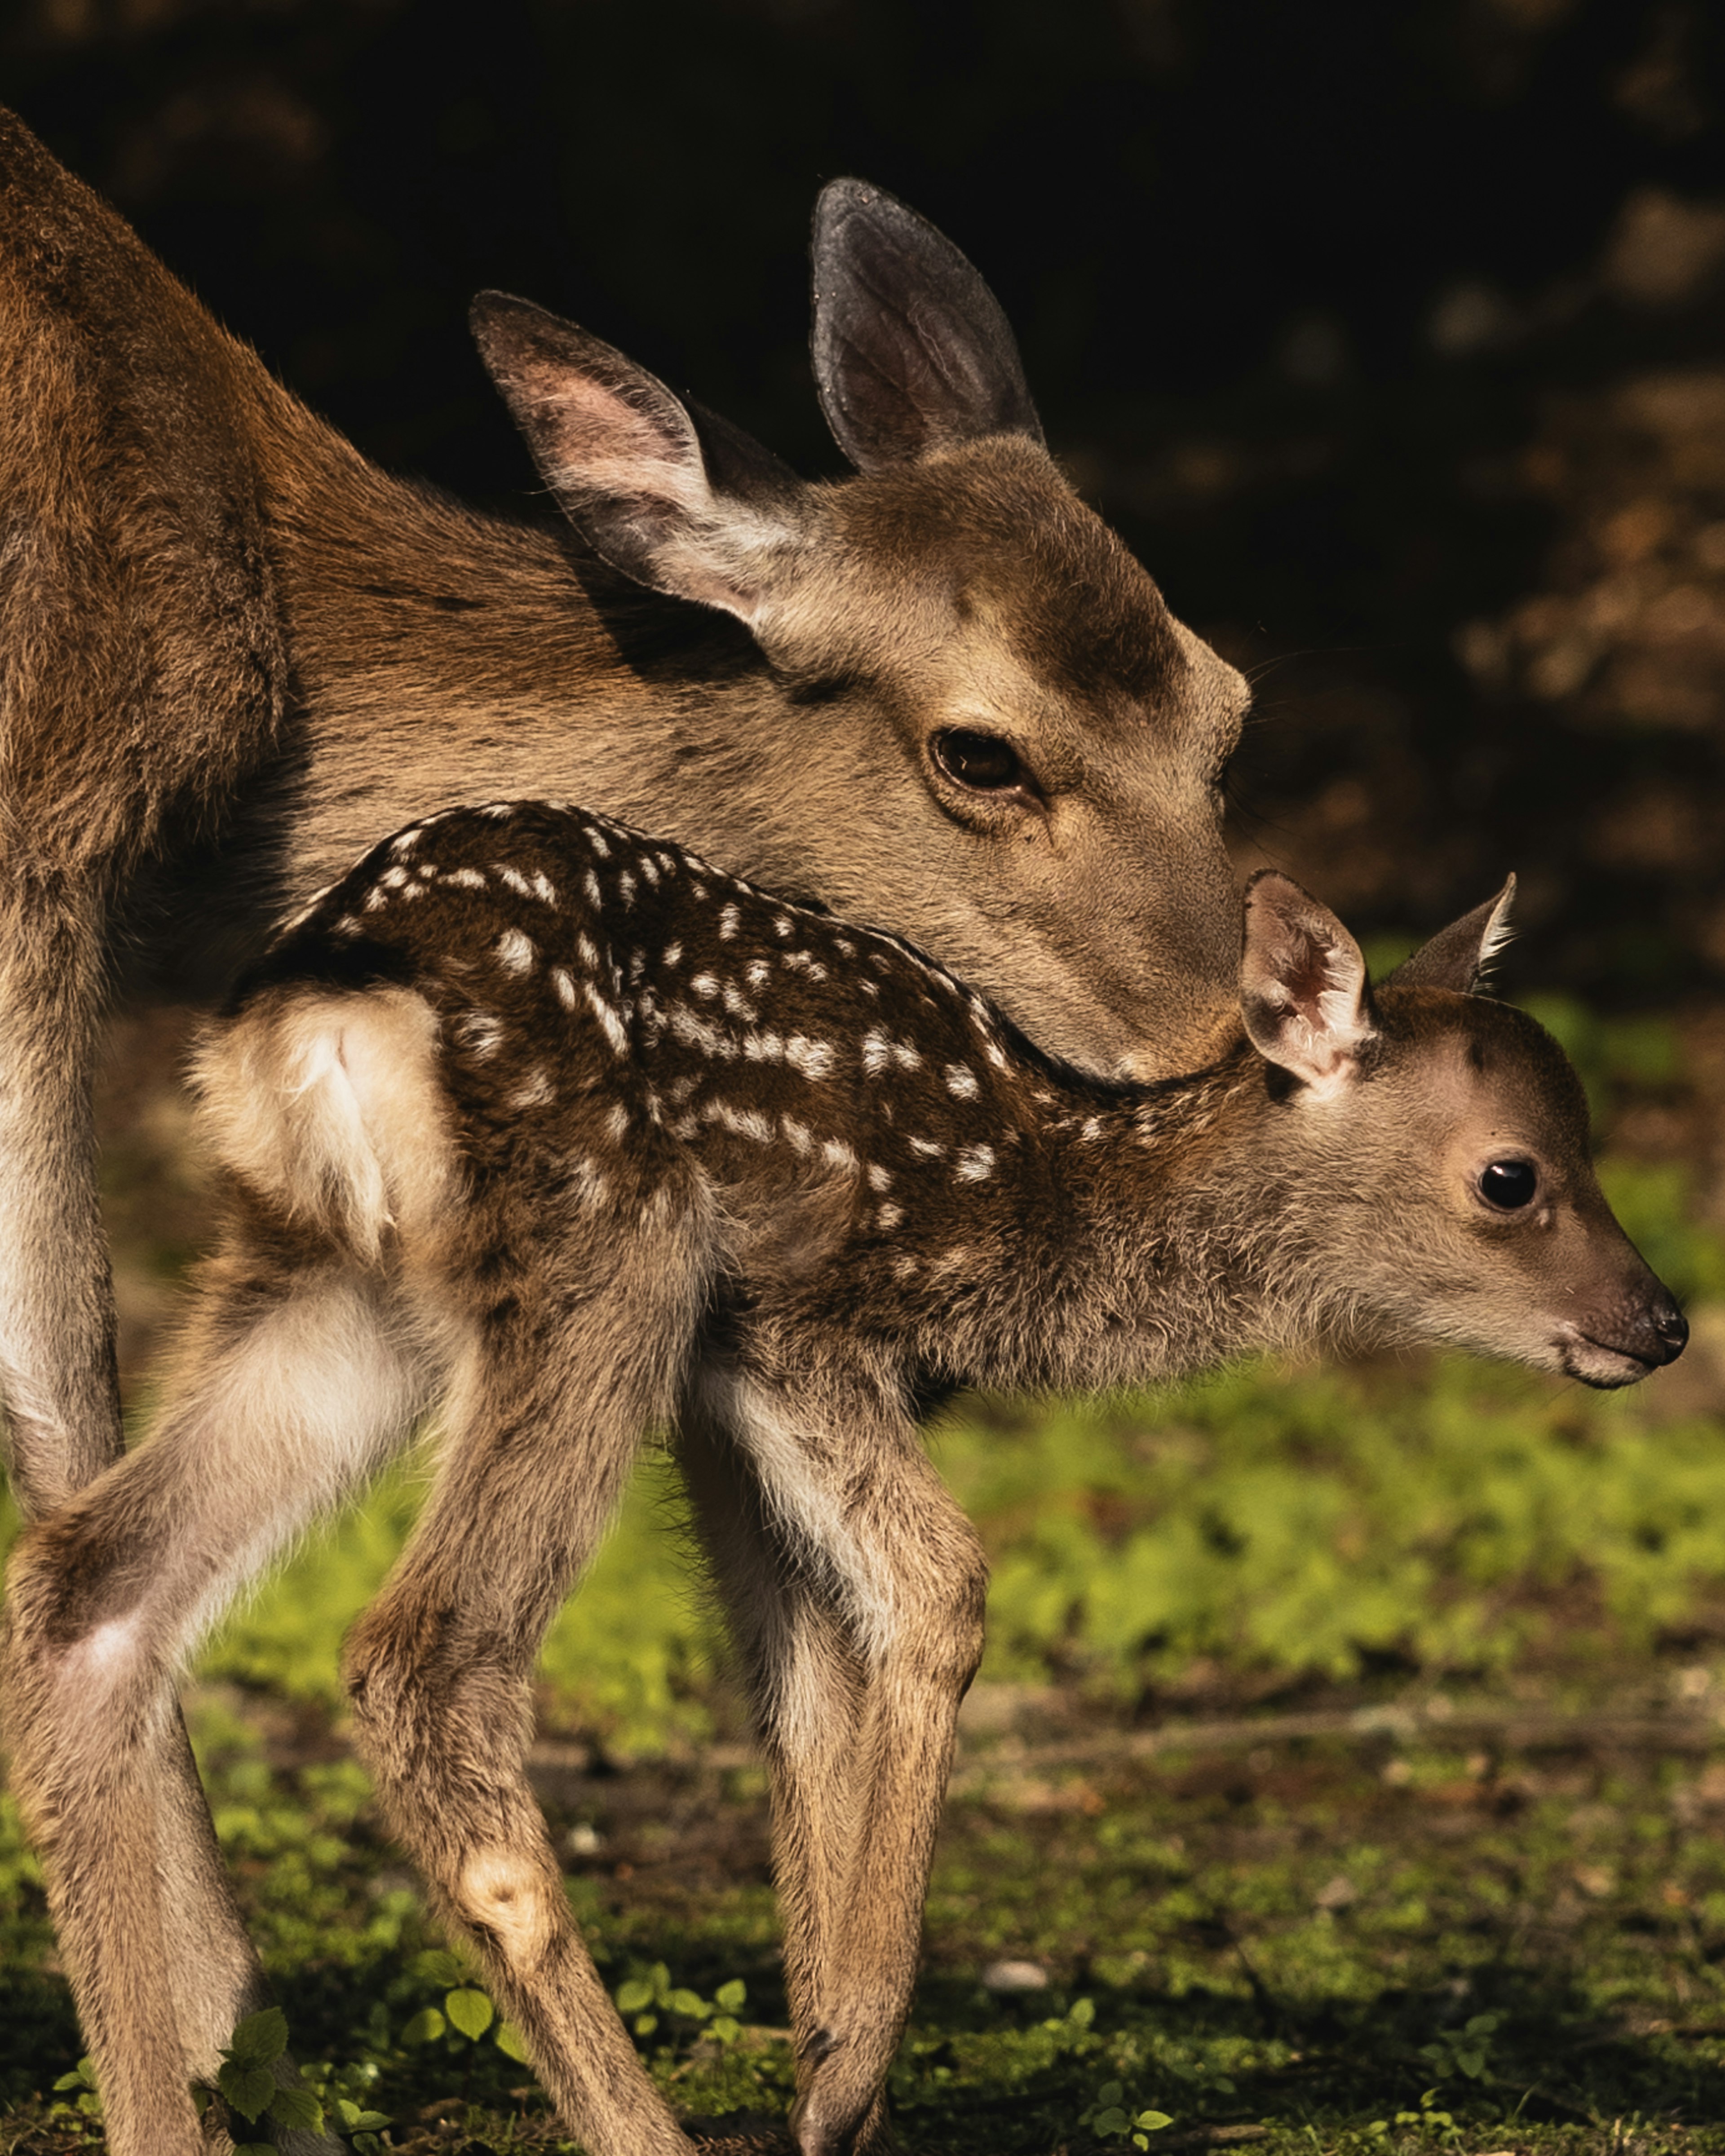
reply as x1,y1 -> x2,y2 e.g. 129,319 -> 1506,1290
342,1232 -> 713,2156
3,1263 -> 429,2155
684,1366 -> 989,2156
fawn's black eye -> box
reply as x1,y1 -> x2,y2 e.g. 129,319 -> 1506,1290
931,729 -> 1031,796
1479,1159 -> 1538,1211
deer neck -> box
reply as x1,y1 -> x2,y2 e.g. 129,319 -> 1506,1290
249,404 -> 798,888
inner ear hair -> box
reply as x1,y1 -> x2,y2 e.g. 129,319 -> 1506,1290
1238,870 -> 1374,1089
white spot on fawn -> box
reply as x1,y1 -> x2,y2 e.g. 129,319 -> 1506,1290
584,983 -> 629,1056
747,960 -> 771,992
583,870 -> 602,906
381,864 -> 411,889
707,1102 -> 775,1145
638,854 -> 659,886
862,1029 -> 889,1076
496,865 -> 533,898
773,914 -> 794,938
390,828 -> 422,856
363,885 -> 390,912
782,1115 -> 813,1154
671,1006 -> 736,1060
569,1158 -> 610,1208
821,1137 -> 859,1174
909,1136 -> 946,1158
955,1145 -> 996,1182
531,870 -> 557,905
551,967 -> 577,1010
577,934 -> 600,970
893,1041 -> 922,1071
618,871 -> 637,904
606,1104 -> 629,1143
481,802 -> 514,819
785,1036 -> 834,1082
946,1065 -> 980,1099
664,942 -> 684,968
692,973 -> 720,999
723,984 -> 758,1022
587,827 -> 611,859
719,903 -> 740,940
867,1164 -> 893,1193
512,1069 -> 554,1109
446,867 -> 487,891
495,929 -> 535,975
876,1202 -> 904,1231
458,1013 -> 503,1058
332,915 -> 363,938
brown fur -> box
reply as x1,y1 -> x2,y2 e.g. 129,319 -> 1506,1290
3,803 -> 1682,2156
0,119 -> 1246,2134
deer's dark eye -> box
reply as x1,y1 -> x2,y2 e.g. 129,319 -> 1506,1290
931,729 -> 1030,796
1479,1159 -> 1538,1211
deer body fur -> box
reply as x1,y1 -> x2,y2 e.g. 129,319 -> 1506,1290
4,800 -> 1683,2156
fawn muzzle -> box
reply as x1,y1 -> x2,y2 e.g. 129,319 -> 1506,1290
1557,1268 -> 1689,1387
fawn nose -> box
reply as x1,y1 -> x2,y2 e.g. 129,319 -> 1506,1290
1630,1290 -> 1689,1368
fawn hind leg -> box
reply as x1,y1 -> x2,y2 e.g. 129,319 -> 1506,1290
342,1186 -> 718,2156
2,1245 -> 432,2156
681,1364 -> 989,2156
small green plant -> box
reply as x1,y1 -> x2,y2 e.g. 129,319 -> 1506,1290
399,1947 -> 532,2063
1079,2078 -> 1174,2147
614,1961 -> 748,2044
1368,2088 -> 1459,2138
197,2006 -> 324,2153
310,2058 -> 393,2156
50,2054 -> 103,2128
1417,2010 -> 1502,2084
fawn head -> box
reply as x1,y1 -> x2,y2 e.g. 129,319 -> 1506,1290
469,181 -> 1245,1078
1237,872 -> 1686,1387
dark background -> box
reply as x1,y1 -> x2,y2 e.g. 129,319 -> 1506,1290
9,0 -> 1725,999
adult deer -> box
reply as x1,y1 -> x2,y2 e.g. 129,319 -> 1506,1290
0,109 -> 1243,2132
4,798 -> 1684,2156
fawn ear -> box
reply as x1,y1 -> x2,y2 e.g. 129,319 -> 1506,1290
811,178 -> 1044,472
1240,871 -> 1375,1094
471,292 -> 806,626
1386,876 -> 1517,994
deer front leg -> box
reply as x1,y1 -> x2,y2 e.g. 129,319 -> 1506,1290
342,1236 -> 712,2156
2,1261 -> 429,2155
686,1367 -> 988,2156
0,877 -> 331,2143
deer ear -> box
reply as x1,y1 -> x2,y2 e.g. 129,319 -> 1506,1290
470,292 -> 805,626
1386,876 -> 1517,994
1240,871 -> 1375,1094
811,178 -> 1044,473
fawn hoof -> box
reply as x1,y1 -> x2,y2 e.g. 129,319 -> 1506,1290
788,2076 -> 897,2156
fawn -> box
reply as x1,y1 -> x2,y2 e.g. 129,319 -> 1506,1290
3,799 -> 1683,2156
0,111 -> 1245,2112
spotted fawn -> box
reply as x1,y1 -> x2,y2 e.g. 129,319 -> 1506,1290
4,799 -> 1682,2156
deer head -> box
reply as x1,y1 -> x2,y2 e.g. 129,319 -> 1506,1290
469,181 -> 1247,1080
